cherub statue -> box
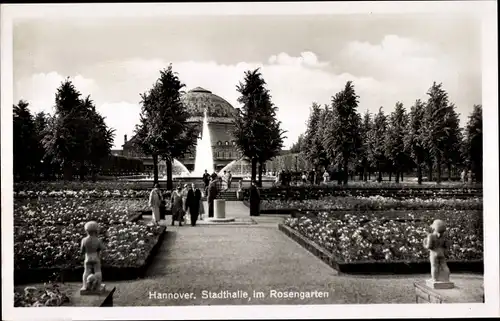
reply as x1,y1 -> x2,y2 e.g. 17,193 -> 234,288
80,221 -> 105,294
423,219 -> 454,288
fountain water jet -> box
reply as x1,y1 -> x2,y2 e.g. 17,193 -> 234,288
192,109 -> 214,176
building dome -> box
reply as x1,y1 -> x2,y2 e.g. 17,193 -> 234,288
181,87 -> 237,120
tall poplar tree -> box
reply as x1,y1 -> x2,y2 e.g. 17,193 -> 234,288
232,68 -> 285,185
135,65 -> 198,189
385,102 -> 409,183
323,81 -> 362,185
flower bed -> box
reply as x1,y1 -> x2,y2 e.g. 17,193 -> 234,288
14,181 -> 153,192
14,198 -> 153,226
15,223 -> 164,270
260,196 -> 482,211
14,189 -> 149,198
14,196 -> 167,285
14,283 -> 70,307
243,185 -> 482,201
13,189 -> 169,199
283,210 -> 483,264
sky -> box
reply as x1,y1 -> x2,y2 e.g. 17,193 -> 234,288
13,14 -> 482,149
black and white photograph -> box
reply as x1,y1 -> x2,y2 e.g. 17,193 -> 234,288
1,1 -> 498,320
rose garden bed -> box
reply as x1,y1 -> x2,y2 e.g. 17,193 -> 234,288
243,195 -> 482,214
279,209 -> 483,274
14,197 -> 167,285
241,185 -> 482,201
260,196 -> 482,211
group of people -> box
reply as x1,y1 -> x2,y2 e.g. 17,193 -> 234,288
273,169 -> 330,186
148,168 -> 262,226
461,169 -> 474,184
148,182 -> 205,227
202,169 -> 233,191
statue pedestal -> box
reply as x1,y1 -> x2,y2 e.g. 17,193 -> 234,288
72,286 -> 116,307
414,281 -> 483,303
426,279 -> 455,289
205,199 -> 235,223
214,199 -> 226,219
80,284 -> 108,295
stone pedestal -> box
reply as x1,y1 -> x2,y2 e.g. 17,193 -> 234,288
426,279 -> 455,289
214,199 -> 226,219
205,199 -> 235,223
414,281 -> 483,303
71,286 -> 116,307
80,284 -> 108,295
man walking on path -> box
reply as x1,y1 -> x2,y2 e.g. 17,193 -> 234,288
186,183 -> 202,226
207,176 -> 219,218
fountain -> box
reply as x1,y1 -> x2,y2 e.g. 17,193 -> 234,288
159,159 -> 190,178
192,109 -> 215,175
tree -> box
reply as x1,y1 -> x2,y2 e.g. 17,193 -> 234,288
464,105 -> 482,182
422,82 -> 454,183
43,78 -> 89,180
404,99 -> 427,184
303,103 -> 330,172
367,107 -> 388,182
316,105 -> 333,169
82,96 -> 115,181
135,65 -> 198,189
359,110 -> 373,181
253,84 -> 286,186
32,111 -> 52,179
323,81 -> 362,185
13,100 -> 37,180
232,68 -> 285,186
441,103 -> 464,180
290,134 -> 305,154
43,78 -> 115,181
385,102 -> 409,183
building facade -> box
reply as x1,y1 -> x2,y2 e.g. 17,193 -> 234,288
121,87 -> 242,173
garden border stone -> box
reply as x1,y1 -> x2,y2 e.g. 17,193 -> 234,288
278,223 -> 483,275
14,226 -> 167,285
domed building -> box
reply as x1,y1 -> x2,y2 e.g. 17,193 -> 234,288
121,87 -> 243,173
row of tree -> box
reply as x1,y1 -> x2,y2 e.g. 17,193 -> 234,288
296,81 -> 482,184
131,66 -> 285,189
13,79 -> 115,181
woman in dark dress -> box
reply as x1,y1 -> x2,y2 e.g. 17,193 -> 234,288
170,186 -> 184,226
249,180 -> 261,216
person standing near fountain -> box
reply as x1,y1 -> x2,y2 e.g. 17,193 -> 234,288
249,180 -> 261,216
227,171 -> 233,189
186,183 -> 202,226
148,184 -> 163,225
222,170 -> 229,191
207,176 -> 219,218
203,170 -> 211,194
